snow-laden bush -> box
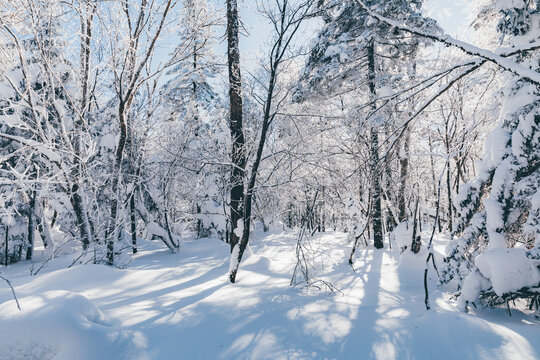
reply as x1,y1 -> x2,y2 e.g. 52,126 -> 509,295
459,247 -> 540,314
441,0 -> 540,313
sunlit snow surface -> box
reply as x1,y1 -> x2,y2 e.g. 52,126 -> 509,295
0,230 -> 539,359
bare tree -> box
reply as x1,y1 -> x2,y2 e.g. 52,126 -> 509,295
105,0 -> 175,265
229,0 -> 316,283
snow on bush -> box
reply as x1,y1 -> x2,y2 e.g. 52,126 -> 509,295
476,248 -> 540,296
459,248 -> 540,308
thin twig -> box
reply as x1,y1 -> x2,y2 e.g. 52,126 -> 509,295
0,275 -> 21,311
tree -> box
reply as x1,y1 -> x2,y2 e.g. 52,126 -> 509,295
298,0 -> 439,250
0,0 -> 81,262
103,0 -> 175,265
225,0 -> 247,259
437,0 -> 540,311
228,0 -> 317,283
163,0 -> 223,239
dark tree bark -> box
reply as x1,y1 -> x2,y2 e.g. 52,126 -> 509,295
446,162 -> 453,233
411,196 -> 421,254
4,227 -> 8,266
70,184 -> 91,250
367,39 -> 384,249
229,0 -> 313,282
226,0 -> 247,255
130,191 -> 137,254
26,191 -> 36,260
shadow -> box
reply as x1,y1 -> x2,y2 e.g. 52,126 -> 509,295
4,232 -> 540,360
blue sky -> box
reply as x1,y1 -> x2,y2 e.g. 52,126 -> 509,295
199,0 -> 477,85
220,0 -> 474,70
423,0 -> 475,37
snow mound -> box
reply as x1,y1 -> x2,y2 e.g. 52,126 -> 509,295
459,248 -> 540,308
0,291 -> 148,360
476,248 -> 540,296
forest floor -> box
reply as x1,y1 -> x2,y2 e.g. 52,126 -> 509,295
0,229 -> 539,360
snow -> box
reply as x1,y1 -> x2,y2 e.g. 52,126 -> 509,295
495,0 -> 529,11
228,243 -> 240,274
378,86 -> 393,98
233,220 -> 244,238
459,269 -> 493,309
0,290 -> 147,360
1,231 -> 539,359
484,197 -> 506,249
476,248 -> 540,297
390,221 -> 412,251
99,134 -> 117,150
355,0 -> 540,84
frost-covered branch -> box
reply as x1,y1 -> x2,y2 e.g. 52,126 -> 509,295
354,0 -> 540,85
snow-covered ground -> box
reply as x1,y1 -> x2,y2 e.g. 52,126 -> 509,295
0,230 -> 539,360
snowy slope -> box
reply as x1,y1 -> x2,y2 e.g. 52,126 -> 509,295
0,231 -> 539,360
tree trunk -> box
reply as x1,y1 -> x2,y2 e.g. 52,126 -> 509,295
229,37 -> 278,283
4,227 -> 8,266
130,191 -> 137,254
36,201 -> 53,250
107,102 -> 128,265
398,128 -> 410,222
69,0 -> 95,252
367,39 -> 384,249
226,0 -> 247,256
411,196 -> 421,254
70,184 -> 91,250
428,134 -> 441,232
26,191 -> 36,260
446,162 -> 453,233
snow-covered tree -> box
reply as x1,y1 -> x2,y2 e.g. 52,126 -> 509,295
0,0 -> 78,262
297,0 -> 439,249
439,0 -> 540,312
160,0 -> 225,239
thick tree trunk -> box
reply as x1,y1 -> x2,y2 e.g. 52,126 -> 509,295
230,74 -> 275,282
367,40 -> 384,249
229,0 -> 311,282
226,0 -> 246,255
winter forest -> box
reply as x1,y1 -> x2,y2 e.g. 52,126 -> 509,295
0,0 -> 539,358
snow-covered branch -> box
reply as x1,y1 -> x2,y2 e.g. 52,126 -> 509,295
354,0 -> 540,85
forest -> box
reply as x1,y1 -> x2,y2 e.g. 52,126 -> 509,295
0,0 -> 539,359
